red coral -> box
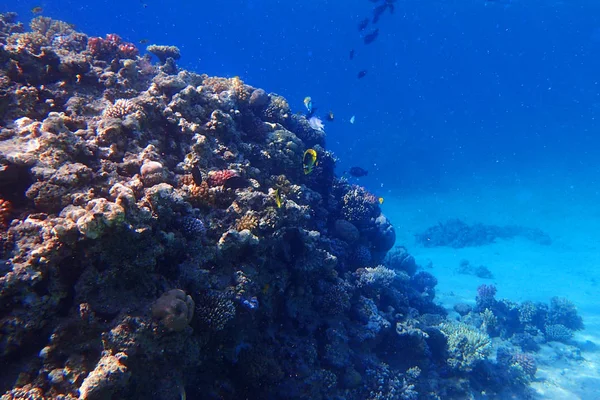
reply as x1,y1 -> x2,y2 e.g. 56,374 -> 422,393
0,199 -> 12,228
207,170 -> 238,187
87,34 -> 125,59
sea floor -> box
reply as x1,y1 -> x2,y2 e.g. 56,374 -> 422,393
384,172 -> 600,399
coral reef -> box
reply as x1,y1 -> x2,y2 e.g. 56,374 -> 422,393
0,13 -> 579,400
416,218 -> 552,248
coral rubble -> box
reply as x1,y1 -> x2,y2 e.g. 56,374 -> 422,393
0,13 -> 584,400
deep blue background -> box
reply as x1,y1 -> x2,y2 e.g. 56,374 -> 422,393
5,0 -> 600,195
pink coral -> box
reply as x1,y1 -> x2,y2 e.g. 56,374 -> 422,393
118,42 -> 138,59
87,34 -> 124,59
207,169 -> 238,187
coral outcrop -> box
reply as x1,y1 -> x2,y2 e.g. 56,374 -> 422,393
0,13 -> 581,400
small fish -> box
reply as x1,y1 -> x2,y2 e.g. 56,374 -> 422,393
303,96 -> 313,113
274,188 -> 282,208
349,166 -> 368,177
350,115 -> 356,124
364,29 -> 379,45
373,4 -> 387,23
139,39 -> 149,45
191,163 -> 203,185
326,111 -> 334,121
303,148 -> 318,175
358,18 -> 370,31
31,6 -> 43,14
357,70 -> 368,79
262,283 -> 270,295
349,49 -> 355,60
378,197 -> 384,205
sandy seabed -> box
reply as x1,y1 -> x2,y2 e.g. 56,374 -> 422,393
385,171 -> 600,399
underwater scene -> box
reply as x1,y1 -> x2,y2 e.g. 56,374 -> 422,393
0,0 -> 599,399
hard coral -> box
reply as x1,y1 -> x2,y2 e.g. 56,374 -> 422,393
235,213 -> 258,232
207,169 -> 239,187
151,289 -> 195,332
146,44 -> 181,63
102,98 -> 143,119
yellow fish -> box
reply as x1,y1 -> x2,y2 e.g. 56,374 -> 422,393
303,96 -> 312,113
378,197 -> 384,205
303,148 -> 318,175
274,188 -> 282,208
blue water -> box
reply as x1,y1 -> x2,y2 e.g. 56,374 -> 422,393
7,0 -> 600,195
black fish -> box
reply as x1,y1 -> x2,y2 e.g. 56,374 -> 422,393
349,167 -> 368,177
224,175 -> 248,190
373,4 -> 387,23
191,163 -> 203,185
364,29 -> 379,45
357,70 -> 367,79
358,18 -> 369,31
349,49 -> 355,60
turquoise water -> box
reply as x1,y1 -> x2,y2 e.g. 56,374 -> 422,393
3,0 -> 600,397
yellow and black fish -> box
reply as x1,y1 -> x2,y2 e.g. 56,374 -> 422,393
378,197 -> 384,205
303,148 -> 318,175
274,188 -> 283,208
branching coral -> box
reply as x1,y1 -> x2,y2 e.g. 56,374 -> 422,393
440,321 -> 492,372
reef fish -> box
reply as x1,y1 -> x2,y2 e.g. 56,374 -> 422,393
358,18 -> 370,31
364,29 -> 379,45
303,148 -> 318,175
326,111 -> 334,121
357,70 -> 368,79
350,115 -> 356,124
303,96 -> 313,113
378,197 -> 384,204
274,188 -> 283,208
349,49 -> 355,60
349,166 -> 368,177
31,6 -> 43,14
191,162 -> 203,186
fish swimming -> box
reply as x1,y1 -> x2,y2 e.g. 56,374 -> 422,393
364,29 -> 379,44
191,162 -> 203,185
378,197 -> 384,205
357,70 -> 368,79
358,18 -> 370,31
274,188 -> 282,208
303,96 -> 313,114
350,115 -> 356,124
348,166 -> 368,177
303,149 -> 318,175
31,6 -> 43,14
349,49 -> 355,60
326,111 -> 334,121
